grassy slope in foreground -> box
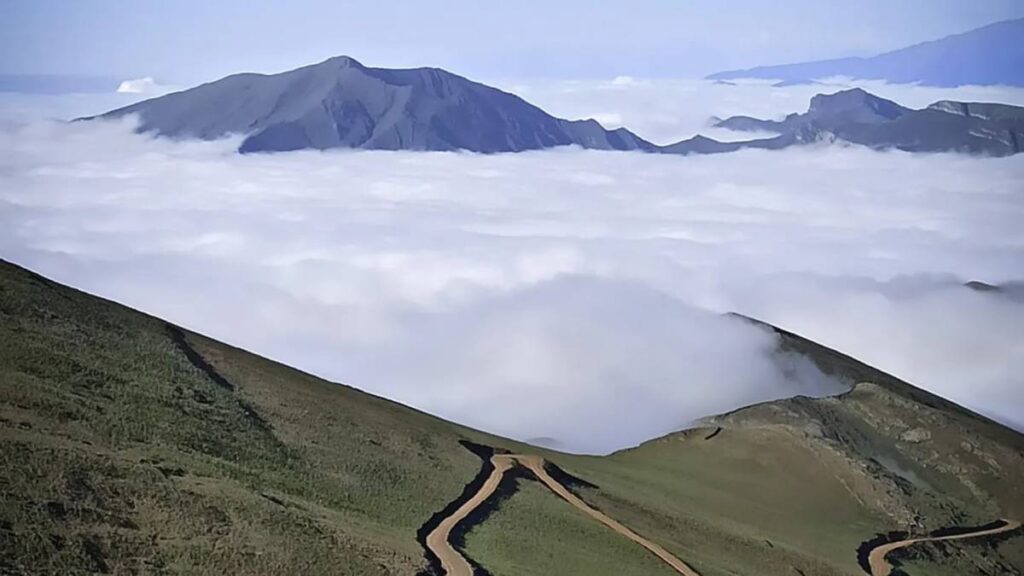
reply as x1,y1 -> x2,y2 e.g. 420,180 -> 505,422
1,259 -> 1022,575
0,259 -> 511,575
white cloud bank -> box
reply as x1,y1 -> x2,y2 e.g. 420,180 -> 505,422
1,88 -> 1023,453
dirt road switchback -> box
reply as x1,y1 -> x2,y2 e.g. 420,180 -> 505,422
867,519 -> 1022,576
424,453 -> 702,576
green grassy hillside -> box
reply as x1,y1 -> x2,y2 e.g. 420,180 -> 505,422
1,259 -> 1021,575
0,259 -> 510,574
539,319 -> 1024,575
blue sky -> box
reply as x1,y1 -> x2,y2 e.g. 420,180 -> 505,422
3,0 -> 1023,83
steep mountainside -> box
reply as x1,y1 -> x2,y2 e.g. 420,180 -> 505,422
1,259 -> 1021,575
708,18 -> 1024,87
88,56 -> 654,154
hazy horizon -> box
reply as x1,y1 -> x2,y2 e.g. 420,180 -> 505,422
3,1 -> 1023,86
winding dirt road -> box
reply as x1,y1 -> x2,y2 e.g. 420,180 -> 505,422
867,519 -> 1022,576
425,453 -> 701,576
425,456 -> 514,576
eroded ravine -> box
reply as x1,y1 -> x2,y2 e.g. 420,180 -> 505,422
422,452 -> 702,576
865,519 -> 1023,576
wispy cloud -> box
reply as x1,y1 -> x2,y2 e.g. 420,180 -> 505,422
116,77 -> 173,95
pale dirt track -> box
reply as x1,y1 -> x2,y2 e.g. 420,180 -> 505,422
425,456 -> 513,576
867,519 -> 1022,576
424,453 -> 701,576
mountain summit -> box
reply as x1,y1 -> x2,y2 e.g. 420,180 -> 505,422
806,88 -> 909,123
90,55 -> 655,154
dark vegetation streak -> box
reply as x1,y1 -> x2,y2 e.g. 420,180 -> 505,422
81,536 -> 110,574
543,461 -> 599,493
703,427 -> 722,440
165,323 -> 233,391
164,322 -> 272,432
928,520 -> 1009,538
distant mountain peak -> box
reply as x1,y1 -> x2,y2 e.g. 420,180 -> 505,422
319,55 -> 364,68
89,57 -> 655,154
703,87 -> 1024,156
808,89 -> 909,122
809,87 -> 875,108
708,17 -> 1024,87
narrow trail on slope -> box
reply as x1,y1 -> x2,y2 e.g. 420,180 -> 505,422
865,519 -> 1022,576
423,452 -> 702,576
514,454 -> 702,576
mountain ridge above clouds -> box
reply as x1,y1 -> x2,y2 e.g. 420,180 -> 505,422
672,87 -> 1024,156
87,55 -> 656,154
86,56 -> 1024,158
707,17 -> 1024,87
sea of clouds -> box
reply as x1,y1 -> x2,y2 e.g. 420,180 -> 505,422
1,79 -> 1022,453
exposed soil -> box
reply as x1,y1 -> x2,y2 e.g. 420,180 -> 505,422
424,455 -> 514,576
859,519 -> 1023,576
416,441 -> 498,576
420,447 -> 702,576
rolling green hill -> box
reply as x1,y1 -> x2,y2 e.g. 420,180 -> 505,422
1,259 -> 1021,575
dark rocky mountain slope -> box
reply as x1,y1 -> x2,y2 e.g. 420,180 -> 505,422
90,56 -> 655,154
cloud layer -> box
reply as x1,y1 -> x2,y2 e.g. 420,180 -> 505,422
1,84 -> 1023,452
